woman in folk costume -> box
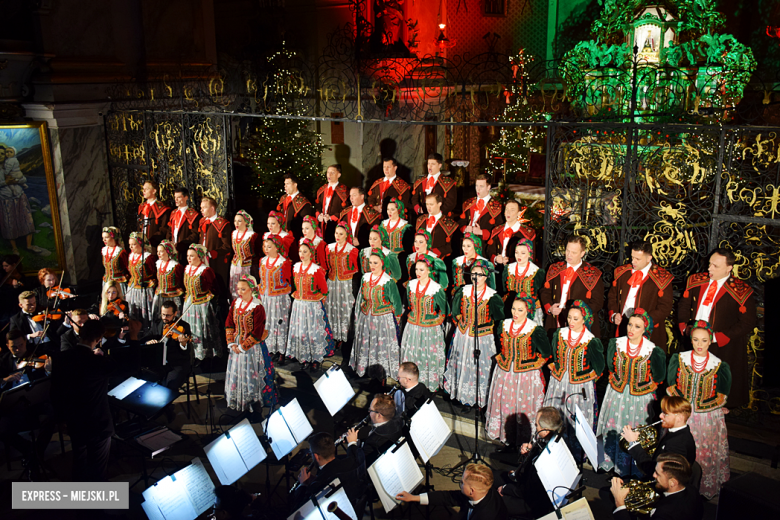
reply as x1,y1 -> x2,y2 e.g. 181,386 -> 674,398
502,238 -> 545,326
452,233 -> 496,290
182,244 -> 224,359
126,231 -> 157,325
597,309 -> 666,476
152,239 -> 184,323
225,275 -> 279,419
400,254 -> 449,390
359,226 -> 402,281
301,215 -> 327,266
666,320 -> 731,499
543,300 -> 604,429
258,235 -> 292,362
407,230 -> 448,289
230,210 -> 258,300
287,238 -> 335,371
101,226 -> 129,293
486,295 -> 551,448
324,222 -> 359,346
265,210 -> 295,257
351,248 -> 404,380
443,259 -> 504,413
379,197 -> 412,255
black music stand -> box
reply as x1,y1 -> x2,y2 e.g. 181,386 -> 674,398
0,375 -> 52,481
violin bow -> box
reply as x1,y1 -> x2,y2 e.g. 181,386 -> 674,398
39,270 -> 66,343
157,300 -> 195,342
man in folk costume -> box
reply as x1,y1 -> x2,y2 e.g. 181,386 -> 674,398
415,193 -> 458,259
487,199 -> 535,263
277,174 -> 314,239
339,187 -> 381,249
411,153 -> 457,218
677,248 -> 756,408
198,196 -> 233,301
459,173 -> 504,243
314,164 -> 349,243
368,157 -> 411,216
138,180 -> 171,249
167,187 -> 201,262
539,235 -> 605,337
607,240 -> 674,349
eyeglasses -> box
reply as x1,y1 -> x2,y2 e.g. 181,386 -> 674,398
369,410 -> 382,416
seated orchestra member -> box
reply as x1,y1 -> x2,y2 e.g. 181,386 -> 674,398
34,267 -> 63,311
610,452 -> 703,520
396,463 -> 509,520
10,291 -> 59,348
0,330 -> 55,469
346,394 -> 404,465
292,432 -> 368,513
50,320 -> 116,481
622,395 -> 697,477
59,309 -> 100,351
394,362 -> 431,418
498,407 -> 564,518
141,301 -> 192,391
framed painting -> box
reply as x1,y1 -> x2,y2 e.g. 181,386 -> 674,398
0,121 -> 64,276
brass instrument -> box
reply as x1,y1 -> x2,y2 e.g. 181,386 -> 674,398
619,420 -> 661,455
622,479 -> 660,515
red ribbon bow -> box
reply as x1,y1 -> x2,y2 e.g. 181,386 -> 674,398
426,176 -> 435,191
351,208 -> 359,223
627,270 -> 643,288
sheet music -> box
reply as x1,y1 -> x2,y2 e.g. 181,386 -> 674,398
141,500 -> 166,520
409,401 -> 452,462
536,498 -> 594,520
373,452 -> 404,498
108,376 -> 146,400
283,398 -> 314,444
393,443 -> 423,492
230,418 -> 267,469
264,399 -> 313,459
142,474 -> 196,520
368,442 -> 424,513
534,437 -> 581,507
204,433 -> 246,486
177,458 -> 216,515
315,486 -> 358,520
574,405 -> 602,468
313,367 -> 357,416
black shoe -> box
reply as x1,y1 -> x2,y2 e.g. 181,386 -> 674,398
301,361 -> 309,371
461,404 -> 472,414
248,408 -> 264,424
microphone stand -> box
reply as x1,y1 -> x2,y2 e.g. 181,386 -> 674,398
452,266 -> 496,472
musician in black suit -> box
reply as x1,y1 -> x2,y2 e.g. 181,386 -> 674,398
346,394 -> 404,465
50,320 -> 116,481
394,362 -> 431,418
9,291 -> 59,349
292,432 -> 368,512
624,396 -> 696,476
611,452 -> 702,520
141,301 -> 192,391
396,463 -> 509,520
498,406 -> 565,518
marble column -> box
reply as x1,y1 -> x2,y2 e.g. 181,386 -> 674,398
23,102 -> 113,286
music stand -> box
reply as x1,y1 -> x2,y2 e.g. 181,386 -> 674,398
0,375 -> 52,481
109,378 -> 178,421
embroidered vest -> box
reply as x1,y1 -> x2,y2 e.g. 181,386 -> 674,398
128,254 -> 155,289
550,332 -> 598,383
608,348 -> 658,396
456,291 -> 495,337
359,280 -> 395,316
259,257 -> 290,297
327,245 -> 357,281
671,354 -> 726,412
102,248 -> 128,283
184,268 -> 213,305
381,220 -> 408,254
292,265 -> 325,302
156,263 -> 183,297
496,324 -> 546,372
231,232 -> 255,267
406,283 -> 445,327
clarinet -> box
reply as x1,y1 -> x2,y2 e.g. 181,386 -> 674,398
334,414 -> 371,446
289,454 -> 315,494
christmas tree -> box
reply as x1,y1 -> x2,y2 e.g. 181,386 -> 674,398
243,43 -> 324,200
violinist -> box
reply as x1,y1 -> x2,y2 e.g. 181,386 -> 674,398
0,255 -> 25,326
141,301 -> 192,391
1,329 -> 49,390
99,281 -> 128,321
59,309 -> 102,352
9,291 -> 60,348
1,254 -> 23,289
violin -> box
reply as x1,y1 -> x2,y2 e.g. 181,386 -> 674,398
105,300 -> 128,318
32,310 -> 63,322
163,323 -> 189,341
47,286 -> 74,299
16,354 -> 49,370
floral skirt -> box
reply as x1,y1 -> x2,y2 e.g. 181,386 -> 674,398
543,373 -> 598,429
182,297 -> 223,360
0,194 -> 35,240
400,323 -> 446,391
351,310 -> 400,378
596,386 -> 656,476
151,294 -> 184,323
126,287 -> 155,324
229,264 -> 252,300
325,278 -> 355,342
689,407 -> 729,499
259,292 -> 291,355
225,341 -> 267,412
287,300 -> 335,363
443,331 -> 496,407
486,368 -> 546,445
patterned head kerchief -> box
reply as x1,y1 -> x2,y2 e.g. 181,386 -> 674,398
335,221 -> 354,244
235,209 -> 254,231
368,247 -> 387,269
298,238 -> 315,259
102,226 -> 123,246
377,224 -> 391,249
268,211 -> 286,231
516,238 -> 534,260
514,293 -> 537,320
690,319 -> 714,342
188,244 -> 210,267
569,299 -> 594,331
128,231 -> 152,253
470,258 -> 491,284
630,308 -> 654,339
415,229 -> 433,249
239,274 -> 260,298
413,254 -> 448,288
157,239 -> 178,262
463,232 -> 483,256
264,234 -> 286,257
302,215 -> 322,238
388,197 -> 407,219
